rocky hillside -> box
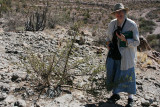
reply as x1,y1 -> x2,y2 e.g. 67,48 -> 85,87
1,0 -> 159,51
0,24 -> 160,107
0,0 -> 160,107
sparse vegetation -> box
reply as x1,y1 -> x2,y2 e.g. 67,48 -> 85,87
0,1 -> 160,106
1,0 -> 159,33
20,27 -> 107,99
138,18 -> 156,35
147,34 -> 160,52
128,15 -> 137,20
146,9 -> 160,20
137,52 -> 154,68
82,9 -> 90,24
0,0 -> 12,16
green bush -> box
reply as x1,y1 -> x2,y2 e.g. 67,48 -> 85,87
147,34 -> 160,52
139,18 -> 156,34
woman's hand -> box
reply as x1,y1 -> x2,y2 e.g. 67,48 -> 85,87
107,45 -> 110,50
106,41 -> 110,50
116,32 -> 127,42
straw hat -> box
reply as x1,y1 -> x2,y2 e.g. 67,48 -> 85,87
111,3 -> 129,15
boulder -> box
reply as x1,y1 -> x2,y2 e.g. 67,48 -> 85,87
138,36 -> 151,52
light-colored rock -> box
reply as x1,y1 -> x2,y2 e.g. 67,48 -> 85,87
0,92 -> 7,101
141,98 -> 150,106
14,99 -> 27,107
5,95 -> 16,104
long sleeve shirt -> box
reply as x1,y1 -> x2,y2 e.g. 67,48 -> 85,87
106,18 -> 140,70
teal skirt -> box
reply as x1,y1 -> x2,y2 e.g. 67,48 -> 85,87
106,57 -> 136,94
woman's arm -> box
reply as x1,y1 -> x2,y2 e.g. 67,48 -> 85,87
105,20 -> 115,50
106,41 -> 110,50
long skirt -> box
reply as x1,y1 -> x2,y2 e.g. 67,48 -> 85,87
106,57 -> 136,94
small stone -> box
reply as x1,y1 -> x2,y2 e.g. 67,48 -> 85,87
47,88 -> 55,98
96,48 -> 103,54
21,93 -> 28,99
144,95 -> 150,100
136,80 -> 142,85
11,74 -> 19,82
147,65 -> 156,70
5,95 -> 16,104
154,83 -> 160,88
151,102 -> 158,107
26,88 -> 34,96
1,86 -> 9,93
75,36 -> 85,45
141,98 -> 150,106
137,85 -> 143,91
15,78 -> 22,83
150,77 -> 155,80
14,99 -> 26,107
0,93 -> 7,101
144,77 -> 149,80
14,87 -> 25,92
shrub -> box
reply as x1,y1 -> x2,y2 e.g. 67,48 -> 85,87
82,9 -> 90,24
146,9 -> 160,20
137,52 -> 153,68
128,15 -> 137,20
0,0 -> 12,15
20,28 -> 108,100
139,18 -> 156,35
147,34 -> 160,52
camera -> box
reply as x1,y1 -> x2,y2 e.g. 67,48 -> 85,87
114,26 -> 122,35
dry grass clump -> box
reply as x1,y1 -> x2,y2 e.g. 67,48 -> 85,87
137,52 -> 153,68
146,34 -> 160,52
146,9 -> 160,20
138,18 -> 156,35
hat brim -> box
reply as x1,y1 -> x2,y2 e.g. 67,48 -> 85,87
111,8 -> 129,15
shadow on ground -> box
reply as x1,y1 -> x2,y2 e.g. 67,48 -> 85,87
85,101 -> 124,107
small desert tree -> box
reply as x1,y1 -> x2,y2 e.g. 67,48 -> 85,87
21,22 -> 109,101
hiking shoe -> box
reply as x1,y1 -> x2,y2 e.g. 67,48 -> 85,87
107,94 -> 120,103
125,98 -> 134,107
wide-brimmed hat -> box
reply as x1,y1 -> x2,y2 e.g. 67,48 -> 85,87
111,3 -> 129,15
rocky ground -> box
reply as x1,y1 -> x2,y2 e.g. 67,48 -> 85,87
0,20 -> 159,107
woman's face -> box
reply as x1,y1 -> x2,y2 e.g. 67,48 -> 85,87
115,10 -> 125,20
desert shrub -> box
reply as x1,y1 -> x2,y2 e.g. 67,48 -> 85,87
20,27 -> 115,101
94,36 -> 106,47
70,21 -> 84,32
128,15 -> 137,20
139,18 -> 156,35
92,28 -> 107,46
147,34 -> 160,52
137,52 -> 153,68
82,9 -> 90,24
0,0 -> 12,15
146,9 -> 160,20
20,27 -> 107,99
46,10 -> 72,29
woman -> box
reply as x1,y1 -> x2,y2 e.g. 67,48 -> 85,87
105,3 -> 140,107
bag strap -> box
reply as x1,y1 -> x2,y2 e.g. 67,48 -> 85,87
121,18 -> 127,31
